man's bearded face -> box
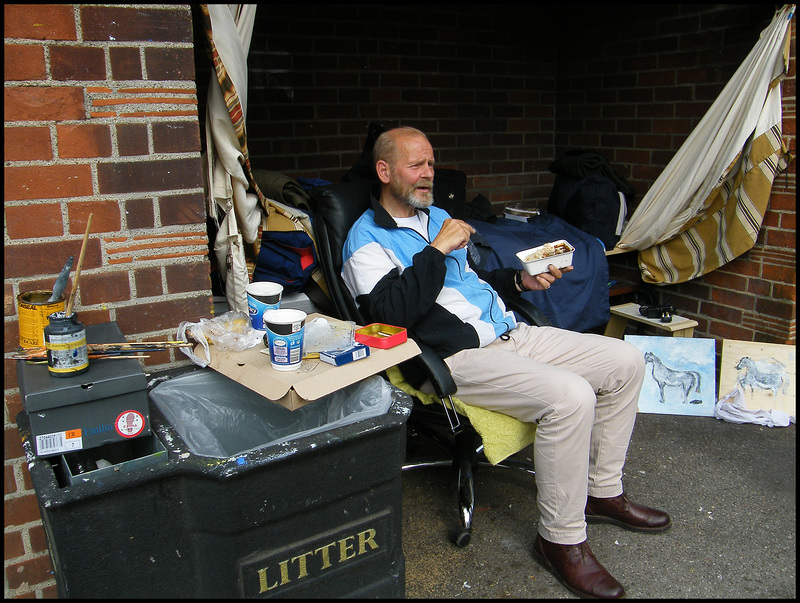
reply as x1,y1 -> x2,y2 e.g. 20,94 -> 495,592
388,166 -> 434,209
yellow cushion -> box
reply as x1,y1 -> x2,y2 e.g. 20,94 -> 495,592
386,366 -> 537,466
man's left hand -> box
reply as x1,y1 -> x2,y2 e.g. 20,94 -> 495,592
522,264 -> 573,291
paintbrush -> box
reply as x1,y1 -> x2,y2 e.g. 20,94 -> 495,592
65,214 -> 93,316
47,256 -> 74,303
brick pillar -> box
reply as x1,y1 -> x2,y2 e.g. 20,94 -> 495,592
4,5 -> 211,598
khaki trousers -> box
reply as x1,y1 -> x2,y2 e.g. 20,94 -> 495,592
439,324 -> 645,544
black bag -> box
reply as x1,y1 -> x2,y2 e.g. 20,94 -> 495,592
547,151 -> 635,249
547,173 -> 624,249
341,122 -> 385,182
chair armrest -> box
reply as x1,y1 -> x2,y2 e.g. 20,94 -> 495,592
504,295 -> 553,327
399,340 -> 457,398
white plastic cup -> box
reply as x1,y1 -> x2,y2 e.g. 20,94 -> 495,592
263,309 -> 306,371
247,282 -> 283,330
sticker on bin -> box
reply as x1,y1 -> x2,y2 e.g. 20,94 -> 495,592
35,428 -> 83,457
355,324 -> 407,349
319,343 -> 370,366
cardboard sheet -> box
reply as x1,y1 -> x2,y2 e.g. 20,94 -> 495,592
197,313 -> 421,410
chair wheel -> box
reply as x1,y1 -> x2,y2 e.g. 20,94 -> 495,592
450,527 -> 471,548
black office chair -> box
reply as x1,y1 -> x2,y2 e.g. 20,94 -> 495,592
308,180 -> 550,547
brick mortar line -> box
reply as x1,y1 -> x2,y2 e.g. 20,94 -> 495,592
108,110 -> 200,117
3,80 -> 195,88
5,156 -> 202,170
130,231 -> 210,240
106,240 -> 209,253
92,98 -> 198,106
3,228 -> 208,248
4,117 -> 200,127
4,35 -> 193,46
91,88 -> 198,95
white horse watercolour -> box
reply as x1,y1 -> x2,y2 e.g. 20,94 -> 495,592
735,356 -> 790,396
625,336 -> 716,416
719,340 -> 795,416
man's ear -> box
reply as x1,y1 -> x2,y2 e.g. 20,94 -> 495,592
376,160 -> 391,184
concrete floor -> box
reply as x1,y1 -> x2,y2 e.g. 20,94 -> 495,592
401,412 -> 796,599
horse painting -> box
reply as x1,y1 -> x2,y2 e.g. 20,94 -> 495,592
735,356 -> 789,397
644,351 -> 702,405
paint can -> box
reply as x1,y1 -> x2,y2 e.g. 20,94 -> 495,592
44,312 -> 89,378
18,290 -> 65,348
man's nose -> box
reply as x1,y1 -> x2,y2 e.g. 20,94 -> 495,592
421,163 -> 434,180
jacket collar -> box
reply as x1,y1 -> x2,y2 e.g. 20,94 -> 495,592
370,186 -> 431,229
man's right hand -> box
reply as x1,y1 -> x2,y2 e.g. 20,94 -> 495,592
430,218 -> 476,255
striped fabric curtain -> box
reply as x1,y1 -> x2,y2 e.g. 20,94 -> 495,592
201,4 -> 263,313
613,5 -> 795,284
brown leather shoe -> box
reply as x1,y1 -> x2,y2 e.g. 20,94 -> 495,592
585,493 -> 671,533
532,534 -> 625,599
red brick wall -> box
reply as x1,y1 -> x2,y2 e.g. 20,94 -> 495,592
4,4 -> 209,597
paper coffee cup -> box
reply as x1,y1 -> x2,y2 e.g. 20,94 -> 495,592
264,309 -> 306,371
247,282 -> 283,330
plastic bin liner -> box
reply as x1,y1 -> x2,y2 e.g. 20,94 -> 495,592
149,370 -> 394,458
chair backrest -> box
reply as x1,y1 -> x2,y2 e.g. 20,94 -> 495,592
309,178 -> 460,400
307,180 -> 376,325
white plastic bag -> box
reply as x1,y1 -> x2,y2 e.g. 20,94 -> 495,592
177,311 -> 263,367
714,386 -> 794,427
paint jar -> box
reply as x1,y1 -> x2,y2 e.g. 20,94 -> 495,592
44,312 -> 89,378
18,290 -> 65,348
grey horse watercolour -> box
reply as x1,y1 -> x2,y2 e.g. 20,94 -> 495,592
718,340 -> 795,416
625,335 -> 716,416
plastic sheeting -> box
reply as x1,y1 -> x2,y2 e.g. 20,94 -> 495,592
150,371 -> 396,457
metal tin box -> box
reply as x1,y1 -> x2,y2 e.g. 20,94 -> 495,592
355,324 -> 408,349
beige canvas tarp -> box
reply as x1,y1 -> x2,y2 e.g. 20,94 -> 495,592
613,5 -> 795,284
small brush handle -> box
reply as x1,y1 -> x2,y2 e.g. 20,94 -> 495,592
65,214 -> 93,316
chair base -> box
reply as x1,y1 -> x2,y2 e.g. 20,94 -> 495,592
403,412 -> 536,548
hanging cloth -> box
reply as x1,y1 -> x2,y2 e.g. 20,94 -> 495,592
613,5 -> 795,284
201,4 -> 264,313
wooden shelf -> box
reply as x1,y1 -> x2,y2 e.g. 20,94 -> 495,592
604,302 -> 698,339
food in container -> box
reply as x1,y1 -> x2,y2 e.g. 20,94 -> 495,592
516,239 -> 574,275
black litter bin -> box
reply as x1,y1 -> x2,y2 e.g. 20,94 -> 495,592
18,367 -> 412,598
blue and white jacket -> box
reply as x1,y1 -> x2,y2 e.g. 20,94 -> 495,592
342,194 -> 520,359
